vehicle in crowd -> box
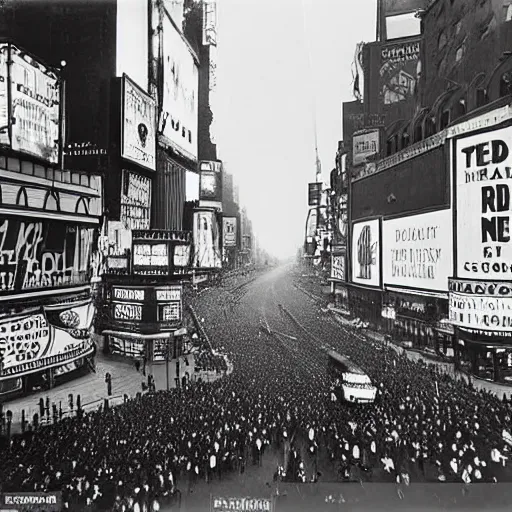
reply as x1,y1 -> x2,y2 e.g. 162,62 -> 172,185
327,350 -> 377,404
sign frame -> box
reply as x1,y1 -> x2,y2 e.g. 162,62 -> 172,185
351,218 -> 382,289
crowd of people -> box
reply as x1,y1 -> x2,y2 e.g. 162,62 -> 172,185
1,267 -> 512,511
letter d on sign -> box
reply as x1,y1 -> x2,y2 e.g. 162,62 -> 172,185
492,140 -> 509,164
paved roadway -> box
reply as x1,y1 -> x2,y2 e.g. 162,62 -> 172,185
177,265 -> 512,512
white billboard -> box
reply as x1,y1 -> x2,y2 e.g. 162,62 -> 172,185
161,14 -> 199,162
455,125 -> 512,280
223,217 -> 237,247
383,209 -> 452,292
352,219 -> 380,287
353,130 -> 380,166
193,210 -> 221,268
121,75 -> 156,171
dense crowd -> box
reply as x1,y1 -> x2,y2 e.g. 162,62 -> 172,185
1,268 -> 512,511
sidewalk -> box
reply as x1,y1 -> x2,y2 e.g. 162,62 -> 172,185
329,309 -> 512,399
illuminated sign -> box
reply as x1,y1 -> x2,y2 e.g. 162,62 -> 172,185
156,286 -> 181,302
133,243 -> 168,268
113,303 -> 142,321
113,287 -> 145,302
0,43 -> 60,163
121,74 -> 156,171
159,303 -> 181,322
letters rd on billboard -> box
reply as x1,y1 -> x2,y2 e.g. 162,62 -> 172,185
121,75 -> 156,171
0,44 -> 60,163
455,126 -> 512,280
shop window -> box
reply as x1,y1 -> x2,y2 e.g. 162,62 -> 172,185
440,110 -> 450,129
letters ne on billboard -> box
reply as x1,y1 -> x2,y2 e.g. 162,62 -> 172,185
455,126 -> 512,280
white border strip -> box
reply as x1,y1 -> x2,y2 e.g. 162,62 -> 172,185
0,207 -> 99,224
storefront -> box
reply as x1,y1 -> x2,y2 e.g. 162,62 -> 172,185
347,285 -> 383,329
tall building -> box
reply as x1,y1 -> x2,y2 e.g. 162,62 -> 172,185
337,0 -> 512,383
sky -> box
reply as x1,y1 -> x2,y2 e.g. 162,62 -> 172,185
215,0 -> 377,260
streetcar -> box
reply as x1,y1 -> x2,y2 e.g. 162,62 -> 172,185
327,350 -> 377,404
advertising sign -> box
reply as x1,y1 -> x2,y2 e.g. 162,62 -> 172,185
223,217 -> 237,247
159,302 -> 181,322
199,161 -> 222,201
174,244 -> 191,267
113,303 -> 142,321
156,286 -> 181,301
161,14 -> 199,161
202,0 -> 217,46
0,44 -> 60,163
0,302 -> 95,376
353,130 -> 380,166
132,243 -> 169,275
113,287 -> 145,302
331,254 -> 345,281
121,170 -> 152,230
121,75 -> 156,170
383,209 -> 452,292
455,126 -> 512,280
352,219 -> 381,287
308,182 -> 322,206
193,210 -> 221,268
380,38 -> 420,105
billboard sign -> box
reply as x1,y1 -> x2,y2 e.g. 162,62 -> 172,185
223,217 -> 237,247
161,14 -> 199,161
352,219 -> 381,287
120,170 -> 152,230
202,0 -> 217,46
132,243 -> 169,275
380,38 -> 420,105
211,497 -> 273,512
121,74 -> 156,171
199,160 -> 222,201
0,43 -> 60,163
455,126 -> 512,280
383,209 -> 452,292
0,301 -> 95,377
308,182 -> 322,206
353,130 -> 380,166
193,210 -> 221,268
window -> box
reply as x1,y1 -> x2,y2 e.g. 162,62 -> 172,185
414,123 -> 423,143
386,139 -> 393,156
386,12 -> 421,39
507,4 -> 512,22
402,131 -> 410,149
500,74 -> 511,97
455,43 -> 465,62
438,32 -> 448,50
456,98 -> 466,118
425,117 -> 436,137
476,88 -> 488,107
440,110 -> 451,130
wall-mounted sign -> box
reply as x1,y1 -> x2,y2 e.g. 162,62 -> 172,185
113,287 -> 145,302
120,170 -> 152,230
121,74 -> 156,171
113,302 -> 142,321
308,182 -> 322,206
193,210 -> 221,268
132,229 -> 191,243
156,286 -> 182,302
199,161 -> 222,202
0,44 -> 60,163
380,38 -> 420,105
132,243 -> 169,274
0,218 -> 92,294
331,254 -> 345,281
353,130 -> 380,166
0,302 -> 94,376
109,335 -> 144,358
174,244 -> 190,267
202,0 -> 217,46
159,302 -> 181,322
352,219 -> 381,287
383,209 -> 452,292
455,126 -> 512,280
107,256 -> 129,271
160,14 -> 198,161
223,217 -> 237,247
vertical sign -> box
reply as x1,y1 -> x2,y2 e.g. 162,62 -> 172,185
121,74 -> 156,171
223,217 -> 237,247
120,171 -> 152,230
456,126 -> 512,280
352,219 -> 381,287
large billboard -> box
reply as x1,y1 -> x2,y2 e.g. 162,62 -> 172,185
455,126 -> 512,280
121,74 -> 156,171
352,219 -> 381,287
353,129 -> 380,167
0,43 -> 60,163
120,170 -> 152,230
193,210 -> 221,268
0,301 -> 95,377
0,218 -> 93,295
223,217 -> 237,247
161,14 -> 199,161
383,209 -> 452,292
379,38 -> 420,105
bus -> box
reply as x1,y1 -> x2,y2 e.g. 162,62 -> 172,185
327,350 -> 377,404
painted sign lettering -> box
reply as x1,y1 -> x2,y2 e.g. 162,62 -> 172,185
156,286 -> 181,301
120,170 -> 152,230
456,126 -> 512,279
133,243 -> 168,267
113,303 -> 142,321
113,287 -> 145,302
160,302 -> 181,322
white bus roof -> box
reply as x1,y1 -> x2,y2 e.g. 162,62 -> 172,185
327,350 -> 366,375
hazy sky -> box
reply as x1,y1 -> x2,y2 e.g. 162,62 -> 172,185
215,0 -> 376,260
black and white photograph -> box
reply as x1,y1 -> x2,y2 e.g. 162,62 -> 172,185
1,0 -> 512,511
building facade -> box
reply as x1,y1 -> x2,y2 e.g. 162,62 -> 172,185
337,0 -> 512,383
